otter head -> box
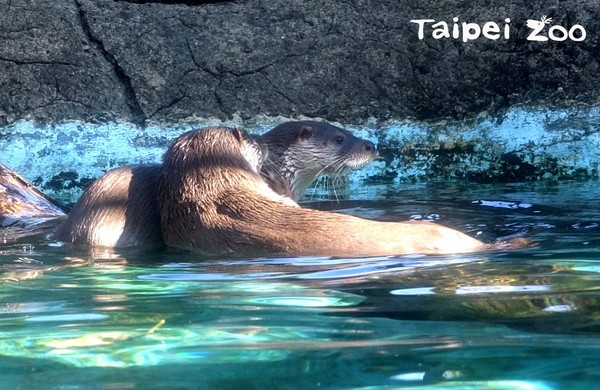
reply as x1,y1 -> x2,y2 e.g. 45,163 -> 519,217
159,127 -> 268,203
261,121 -> 377,200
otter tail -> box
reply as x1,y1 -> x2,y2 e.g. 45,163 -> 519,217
0,163 -> 68,238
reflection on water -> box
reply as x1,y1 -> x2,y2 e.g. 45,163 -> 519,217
0,181 -> 599,389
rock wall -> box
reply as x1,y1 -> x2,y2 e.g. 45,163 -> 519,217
1,0 -> 599,199
1,0 -> 598,126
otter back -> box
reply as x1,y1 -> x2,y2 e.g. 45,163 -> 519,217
55,164 -> 163,248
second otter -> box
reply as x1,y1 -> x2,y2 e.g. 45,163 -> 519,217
260,121 -> 376,200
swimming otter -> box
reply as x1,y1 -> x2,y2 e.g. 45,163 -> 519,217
260,121 -> 377,200
158,127 -> 487,257
53,121 -> 375,248
54,128 -> 268,248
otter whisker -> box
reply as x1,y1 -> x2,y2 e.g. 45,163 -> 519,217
306,157 -> 347,201
328,163 -> 352,205
307,176 -> 325,202
324,158 -> 354,202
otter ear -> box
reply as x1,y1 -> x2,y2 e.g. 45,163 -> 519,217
231,128 -> 245,144
298,125 -> 314,140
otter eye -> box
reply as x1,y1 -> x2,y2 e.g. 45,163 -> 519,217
335,136 -> 344,145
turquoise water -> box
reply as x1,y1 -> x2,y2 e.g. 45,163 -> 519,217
1,180 -> 599,389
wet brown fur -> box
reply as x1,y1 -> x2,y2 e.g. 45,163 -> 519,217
158,127 -> 488,257
54,164 -> 163,248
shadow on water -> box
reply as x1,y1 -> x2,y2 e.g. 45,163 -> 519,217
0,180 -> 599,389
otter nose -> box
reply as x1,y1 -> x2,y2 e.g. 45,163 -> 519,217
364,141 -> 376,152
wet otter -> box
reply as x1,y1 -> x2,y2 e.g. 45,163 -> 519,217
260,121 -> 377,200
53,121 -> 374,248
54,128 -> 268,248
158,127 -> 487,257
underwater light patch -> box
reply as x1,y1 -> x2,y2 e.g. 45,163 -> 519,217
473,200 -> 533,209
572,265 -> 600,273
385,379 -> 556,390
248,295 -> 363,307
542,305 -> 574,313
390,287 -> 436,296
25,313 -> 108,322
391,284 -> 553,296
455,285 -> 551,294
0,323 -> 354,367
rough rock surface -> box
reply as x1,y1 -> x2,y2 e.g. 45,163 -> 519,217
1,0 -> 599,126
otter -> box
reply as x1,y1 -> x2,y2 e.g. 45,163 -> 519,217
54,128 -> 268,248
260,121 -> 377,200
158,127 -> 488,257
52,121 -> 375,248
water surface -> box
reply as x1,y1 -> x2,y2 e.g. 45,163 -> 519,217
1,180 -> 599,389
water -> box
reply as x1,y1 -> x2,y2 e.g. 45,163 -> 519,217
0,180 -> 599,389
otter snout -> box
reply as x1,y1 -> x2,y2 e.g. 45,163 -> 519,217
354,139 -> 378,160
362,140 -> 378,156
